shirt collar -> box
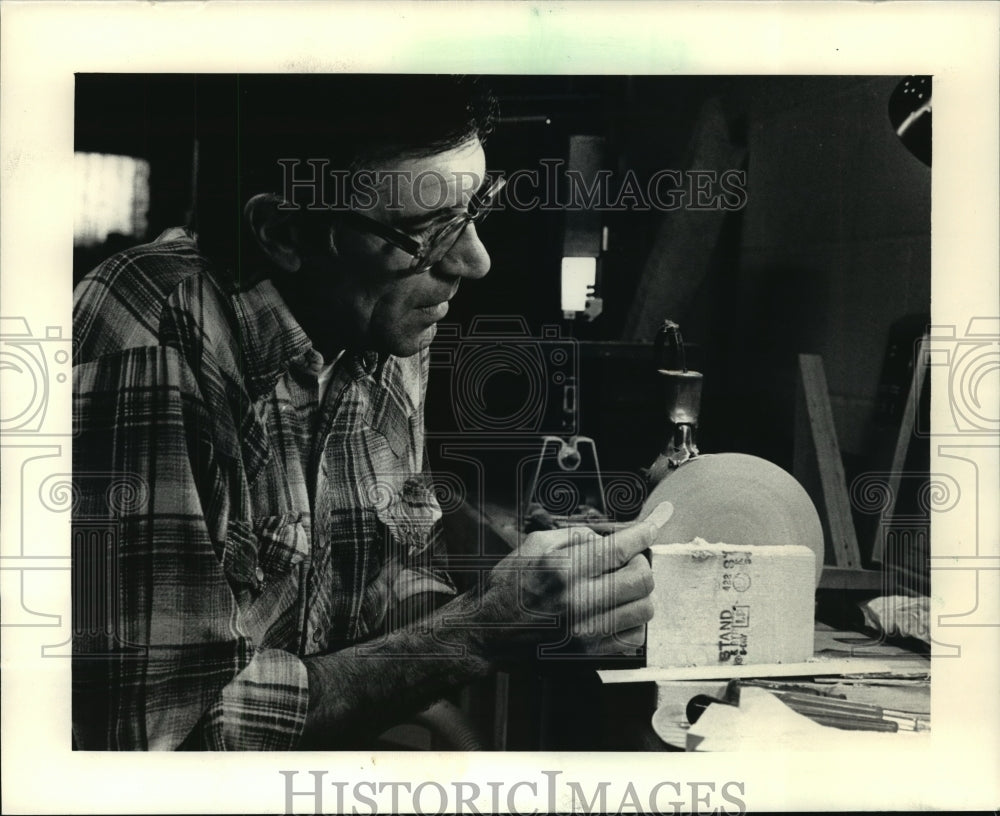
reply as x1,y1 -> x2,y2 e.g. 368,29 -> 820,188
230,278 -> 313,397
230,277 -> 383,398
181,229 -> 384,396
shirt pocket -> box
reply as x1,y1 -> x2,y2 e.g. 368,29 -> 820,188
223,512 -> 309,648
254,513 -> 310,575
371,475 -> 442,560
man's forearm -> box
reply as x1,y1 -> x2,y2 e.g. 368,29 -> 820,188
300,589 -> 494,747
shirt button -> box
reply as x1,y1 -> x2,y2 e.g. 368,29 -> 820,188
312,628 -> 323,643
254,567 -> 265,582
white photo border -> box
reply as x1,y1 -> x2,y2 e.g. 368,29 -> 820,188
1,2 -> 998,813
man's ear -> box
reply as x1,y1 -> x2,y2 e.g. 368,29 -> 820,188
244,193 -> 337,273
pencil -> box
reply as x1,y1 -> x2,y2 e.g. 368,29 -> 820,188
807,713 -> 899,732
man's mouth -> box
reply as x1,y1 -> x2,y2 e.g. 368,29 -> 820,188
415,301 -> 450,320
415,285 -> 459,320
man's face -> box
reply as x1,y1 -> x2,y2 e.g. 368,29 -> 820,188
303,137 -> 491,357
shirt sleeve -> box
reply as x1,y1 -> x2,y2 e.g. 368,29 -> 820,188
72,345 -> 309,750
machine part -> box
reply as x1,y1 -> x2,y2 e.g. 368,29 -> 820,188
583,295 -> 603,322
636,452 -> 825,586
654,319 -> 687,371
647,320 -> 703,477
523,435 -> 608,527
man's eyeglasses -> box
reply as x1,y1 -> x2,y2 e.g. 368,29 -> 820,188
338,175 -> 506,273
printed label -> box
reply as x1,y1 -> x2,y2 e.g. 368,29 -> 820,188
718,604 -> 751,664
721,551 -> 752,593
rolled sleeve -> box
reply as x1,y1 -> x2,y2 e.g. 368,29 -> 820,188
201,648 -> 310,750
391,519 -> 457,604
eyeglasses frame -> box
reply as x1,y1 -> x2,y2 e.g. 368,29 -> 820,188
336,175 -> 506,272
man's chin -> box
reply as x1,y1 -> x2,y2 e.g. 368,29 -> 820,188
389,323 -> 437,358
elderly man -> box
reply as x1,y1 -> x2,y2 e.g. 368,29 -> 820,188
72,75 -> 656,750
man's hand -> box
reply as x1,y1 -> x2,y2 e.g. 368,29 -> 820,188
301,502 -> 673,745
477,505 -> 671,657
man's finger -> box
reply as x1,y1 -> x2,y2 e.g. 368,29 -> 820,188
578,500 -> 676,538
556,500 -> 674,576
602,500 -> 674,572
577,520 -> 624,536
613,553 -> 655,605
644,500 -> 675,529
572,596 -> 655,640
566,554 -> 653,620
592,625 -> 647,655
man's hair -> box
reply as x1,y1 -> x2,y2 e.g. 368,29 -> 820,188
191,74 -> 497,276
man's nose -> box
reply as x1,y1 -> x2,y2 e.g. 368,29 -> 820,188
437,223 -> 491,280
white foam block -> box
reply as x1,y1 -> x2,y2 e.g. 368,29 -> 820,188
647,540 -> 815,668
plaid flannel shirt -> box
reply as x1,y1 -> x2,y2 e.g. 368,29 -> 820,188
72,229 -> 455,750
